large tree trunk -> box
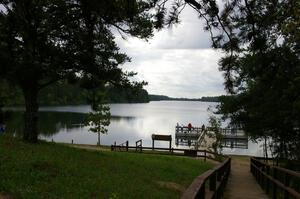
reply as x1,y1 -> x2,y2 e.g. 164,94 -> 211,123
98,132 -> 101,146
23,85 -> 39,143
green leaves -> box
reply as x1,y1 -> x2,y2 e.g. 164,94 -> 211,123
85,103 -> 111,135
207,116 -> 223,154
207,0 -> 300,159
0,0 -> 161,141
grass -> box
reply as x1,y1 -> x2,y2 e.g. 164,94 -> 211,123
0,136 -> 212,199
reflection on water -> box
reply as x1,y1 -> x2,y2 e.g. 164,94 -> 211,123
6,112 -> 87,137
5,101 -> 265,156
6,111 -> 135,137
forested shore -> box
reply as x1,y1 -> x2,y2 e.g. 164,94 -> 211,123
0,80 -> 150,106
0,80 -> 220,106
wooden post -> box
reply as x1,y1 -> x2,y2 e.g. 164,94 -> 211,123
152,139 -> 154,150
204,150 -> 207,162
260,166 -> 264,188
111,145 -> 114,151
261,165 -> 267,190
284,173 -> 290,199
273,168 -> 277,199
217,169 -> 222,181
209,172 -> 216,191
197,183 -> 205,199
71,139 -> 73,144
140,140 -> 142,152
126,141 -> 129,151
266,165 -> 270,194
227,158 -> 231,179
169,140 -> 171,152
250,158 -> 253,173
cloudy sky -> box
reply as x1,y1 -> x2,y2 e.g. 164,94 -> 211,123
116,6 -> 226,98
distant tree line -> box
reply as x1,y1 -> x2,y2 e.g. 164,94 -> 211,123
149,94 -> 221,102
39,82 -> 150,104
0,80 -> 149,106
1,80 -> 220,106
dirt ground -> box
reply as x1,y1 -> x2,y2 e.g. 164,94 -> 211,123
67,143 -> 111,151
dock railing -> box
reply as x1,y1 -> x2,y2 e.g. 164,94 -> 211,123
251,157 -> 300,199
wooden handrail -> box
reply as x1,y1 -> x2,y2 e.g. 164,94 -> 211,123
181,170 -> 213,198
273,166 -> 300,178
181,157 -> 231,199
251,157 -> 300,199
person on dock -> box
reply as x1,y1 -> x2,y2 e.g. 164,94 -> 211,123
201,124 -> 205,132
188,123 -> 192,132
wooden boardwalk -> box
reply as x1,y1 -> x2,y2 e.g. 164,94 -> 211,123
224,156 -> 269,199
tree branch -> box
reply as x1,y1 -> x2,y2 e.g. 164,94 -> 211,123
38,77 -> 63,90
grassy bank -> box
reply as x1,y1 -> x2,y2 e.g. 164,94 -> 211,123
0,136 -> 212,199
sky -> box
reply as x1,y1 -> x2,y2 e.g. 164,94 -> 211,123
115,6 -> 226,98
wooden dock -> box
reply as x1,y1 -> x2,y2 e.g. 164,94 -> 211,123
175,126 -> 206,147
175,126 -> 248,149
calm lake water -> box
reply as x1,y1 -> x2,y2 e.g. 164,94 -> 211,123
5,101 -> 264,156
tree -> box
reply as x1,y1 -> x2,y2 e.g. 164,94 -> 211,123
85,103 -> 110,146
215,1 -> 300,160
207,116 -> 223,155
151,0 -> 300,159
186,0 -> 300,160
0,0 -> 160,142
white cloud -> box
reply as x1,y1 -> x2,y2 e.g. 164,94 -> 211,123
119,47 -> 225,98
114,6 -> 226,98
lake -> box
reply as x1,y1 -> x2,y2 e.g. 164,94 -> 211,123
4,101 -> 265,156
